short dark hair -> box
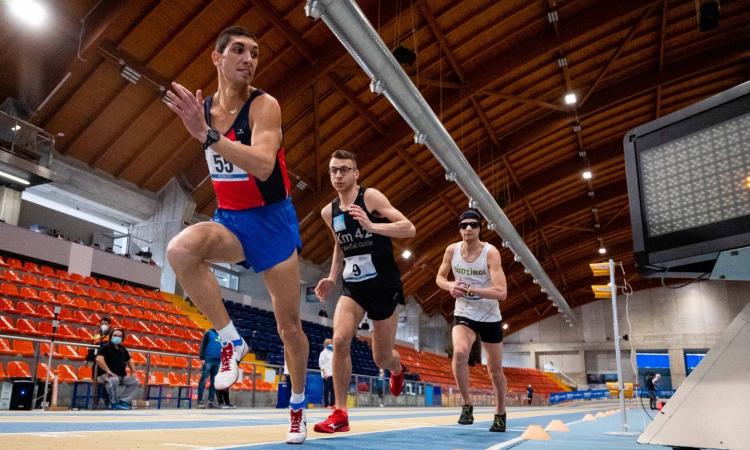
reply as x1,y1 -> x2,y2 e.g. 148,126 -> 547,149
458,209 -> 483,226
109,328 -> 125,339
216,26 -> 258,53
331,149 -> 357,167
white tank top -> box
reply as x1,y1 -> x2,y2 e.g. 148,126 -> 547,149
451,242 -> 502,322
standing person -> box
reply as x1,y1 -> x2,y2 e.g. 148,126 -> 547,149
216,388 -> 236,408
197,328 -> 222,409
526,384 -> 534,406
95,328 -> 140,410
313,150 -> 415,433
436,209 -> 508,432
318,338 -> 334,409
87,316 -> 111,409
164,25 -> 309,444
647,373 -> 661,410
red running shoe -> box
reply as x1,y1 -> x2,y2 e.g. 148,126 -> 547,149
389,366 -> 405,397
313,408 -> 350,433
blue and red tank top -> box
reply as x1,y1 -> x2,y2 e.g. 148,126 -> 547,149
202,89 -> 291,210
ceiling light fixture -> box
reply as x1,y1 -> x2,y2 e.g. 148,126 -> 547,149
598,247 -> 607,255
402,249 -> 412,259
582,170 -> 592,180
0,170 -> 30,186
564,92 -> 577,105
7,0 -> 47,28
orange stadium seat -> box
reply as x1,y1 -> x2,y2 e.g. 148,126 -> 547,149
130,351 -> 147,365
0,256 -> 6,267
56,364 -> 78,382
23,262 -> 42,274
59,345 -> 85,360
57,294 -> 72,305
36,363 -> 49,380
73,285 -> 89,297
12,339 -> 35,357
40,265 -> 55,277
54,269 -> 71,280
15,301 -> 39,317
1,282 -> 19,297
19,286 -> 39,301
0,315 -> 15,333
22,273 -> 44,288
0,338 -> 13,355
0,270 -> 20,282
76,365 -> 92,381
57,283 -> 75,294
36,304 -> 55,319
6,258 -> 22,270
77,326 -> 94,341
8,361 -> 31,378
15,318 -> 41,336
69,273 -> 84,283
37,290 -> 56,303
83,276 -> 99,287
0,298 -> 16,313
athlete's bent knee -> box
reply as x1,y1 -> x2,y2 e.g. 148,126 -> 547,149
453,349 -> 470,364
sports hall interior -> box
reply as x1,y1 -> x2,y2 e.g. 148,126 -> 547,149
0,1 -> 748,449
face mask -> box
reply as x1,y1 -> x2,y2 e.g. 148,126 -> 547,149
101,324 -> 109,332
111,336 -> 123,345
326,345 -> 333,351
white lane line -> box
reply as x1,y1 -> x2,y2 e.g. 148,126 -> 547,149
163,444 -> 213,449
484,436 -> 526,450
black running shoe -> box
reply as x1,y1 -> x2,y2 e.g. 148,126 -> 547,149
489,413 -> 506,432
458,404 -> 474,425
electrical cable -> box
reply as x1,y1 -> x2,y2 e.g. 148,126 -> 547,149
76,0 -> 103,62
619,263 -> 654,420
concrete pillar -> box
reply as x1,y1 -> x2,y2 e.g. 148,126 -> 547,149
668,348 -> 687,388
130,179 -> 195,294
0,186 -> 22,225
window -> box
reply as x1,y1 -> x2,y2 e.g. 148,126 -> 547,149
210,264 -> 239,291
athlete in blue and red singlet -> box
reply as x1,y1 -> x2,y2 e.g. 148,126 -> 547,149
164,26 -> 309,444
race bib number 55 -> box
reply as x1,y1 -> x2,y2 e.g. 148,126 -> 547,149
206,147 -> 249,181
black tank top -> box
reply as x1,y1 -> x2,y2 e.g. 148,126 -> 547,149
332,187 -> 401,288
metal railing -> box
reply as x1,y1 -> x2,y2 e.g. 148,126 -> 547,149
0,111 -> 54,167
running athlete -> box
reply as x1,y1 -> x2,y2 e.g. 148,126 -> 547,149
164,26 -> 308,444
435,209 -> 508,432
313,150 -> 416,433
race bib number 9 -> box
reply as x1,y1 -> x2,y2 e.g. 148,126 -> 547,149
343,254 -> 377,282
206,147 -> 249,181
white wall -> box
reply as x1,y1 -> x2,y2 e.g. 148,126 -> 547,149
503,280 -> 750,387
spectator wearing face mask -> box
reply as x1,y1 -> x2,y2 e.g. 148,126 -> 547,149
87,316 -> 112,409
95,328 -> 140,410
318,338 -> 334,409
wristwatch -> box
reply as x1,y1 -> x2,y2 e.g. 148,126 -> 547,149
203,127 -> 220,149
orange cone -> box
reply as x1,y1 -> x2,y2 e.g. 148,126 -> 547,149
545,420 -> 570,432
520,425 -> 551,441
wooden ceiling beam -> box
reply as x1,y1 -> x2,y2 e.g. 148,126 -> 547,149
417,1 -> 466,84
249,0 -> 316,62
480,89 -> 567,112
290,0 -> 660,221
580,3 -> 659,106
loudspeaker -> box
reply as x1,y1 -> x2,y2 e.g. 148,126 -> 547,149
698,1 -> 720,32
9,381 -> 34,410
393,45 -> 417,65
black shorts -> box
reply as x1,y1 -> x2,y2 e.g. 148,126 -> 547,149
341,283 -> 404,321
453,316 -> 503,343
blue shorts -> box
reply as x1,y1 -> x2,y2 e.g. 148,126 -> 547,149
212,198 -> 302,273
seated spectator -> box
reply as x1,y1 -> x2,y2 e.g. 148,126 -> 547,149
95,328 -> 140,410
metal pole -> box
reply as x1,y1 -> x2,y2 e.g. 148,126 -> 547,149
42,306 -> 61,409
609,259 -> 628,432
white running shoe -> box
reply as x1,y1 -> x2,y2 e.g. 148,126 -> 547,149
286,408 -> 307,444
214,339 -> 248,390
